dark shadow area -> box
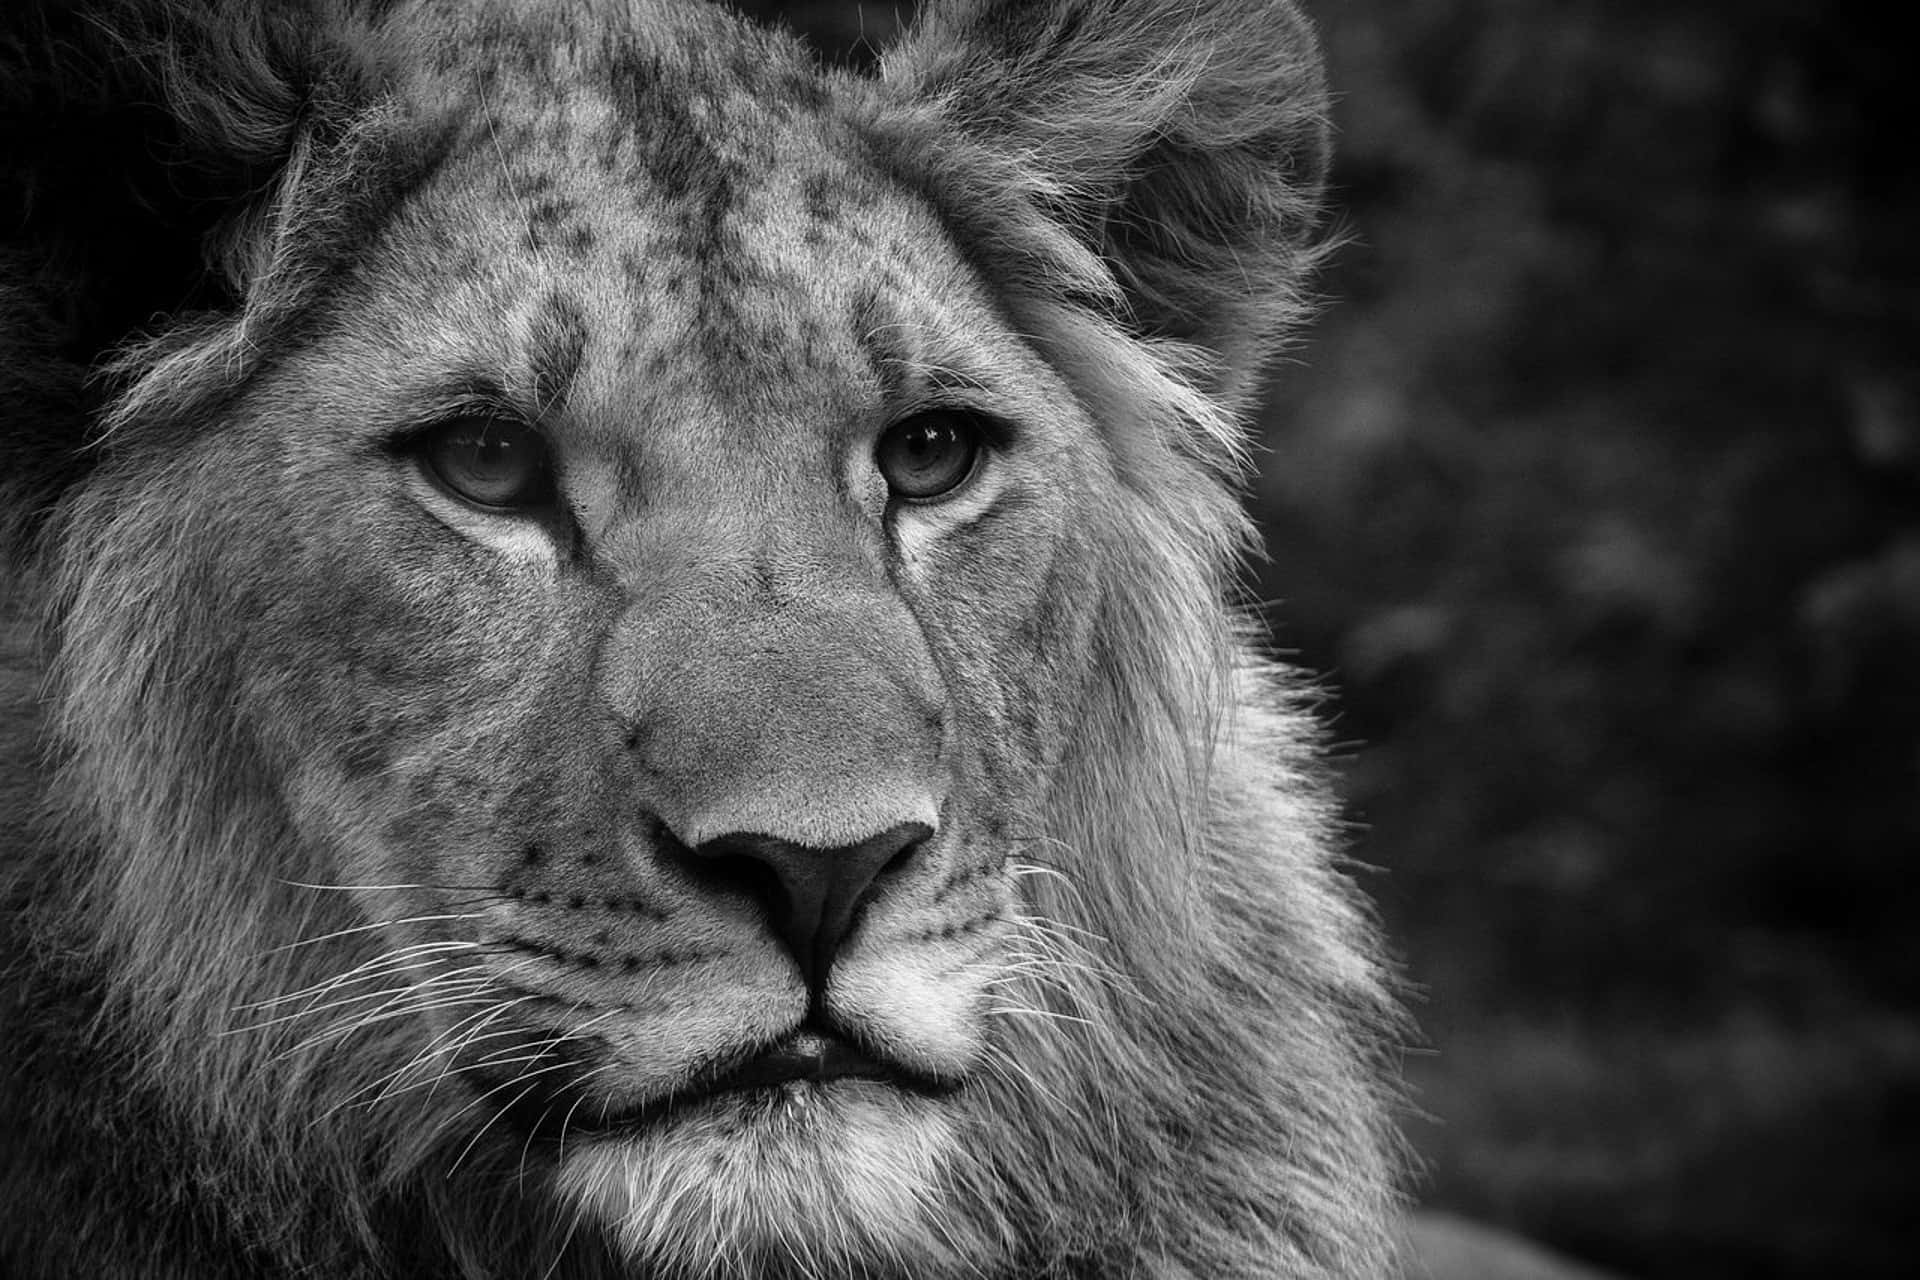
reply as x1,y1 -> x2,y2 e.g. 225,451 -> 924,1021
729,0 -> 906,67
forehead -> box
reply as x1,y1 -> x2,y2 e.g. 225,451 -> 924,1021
350,13 -> 1007,439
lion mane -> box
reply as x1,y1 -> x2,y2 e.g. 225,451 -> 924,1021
0,2 -> 1404,1277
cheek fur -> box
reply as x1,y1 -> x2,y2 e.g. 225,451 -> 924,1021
237,495 -> 595,785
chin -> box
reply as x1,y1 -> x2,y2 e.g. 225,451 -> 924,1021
555,1081 -> 964,1279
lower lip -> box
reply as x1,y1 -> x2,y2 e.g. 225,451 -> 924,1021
573,1034 -> 929,1135
719,1030 -> 891,1090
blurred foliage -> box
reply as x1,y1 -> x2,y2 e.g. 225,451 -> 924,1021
754,2 -> 1919,1275
1257,2 -> 1920,1276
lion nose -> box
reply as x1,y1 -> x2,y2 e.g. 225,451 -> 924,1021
688,822 -> 930,989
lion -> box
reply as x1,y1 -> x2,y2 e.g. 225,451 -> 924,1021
0,1 -> 1404,1276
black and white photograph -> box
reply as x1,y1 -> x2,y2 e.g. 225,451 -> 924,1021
2,2 -> 1911,1277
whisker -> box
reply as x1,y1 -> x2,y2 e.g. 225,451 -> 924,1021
269,964 -> 511,1058
552,1085 -> 596,1170
442,1048 -> 599,1179
538,1127 -> 598,1280
258,912 -> 493,957
235,940 -> 488,1012
246,954 -> 499,1031
984,1002 -> 1097,1028
237,976 -> 493,1040
311,980 -> 553,1124
278,879 -> 502,894
413,993 -> 550,1098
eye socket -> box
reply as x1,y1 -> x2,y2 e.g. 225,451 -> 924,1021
416,417 -> 554,510
875,411 -> 985,502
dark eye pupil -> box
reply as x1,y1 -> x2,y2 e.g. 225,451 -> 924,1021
424,419 -> 549,508
904,423 -> 952,456
877,414 -> 980,500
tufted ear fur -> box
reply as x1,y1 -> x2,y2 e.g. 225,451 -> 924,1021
0,0 -> 402,551
878,0 -> 1332,402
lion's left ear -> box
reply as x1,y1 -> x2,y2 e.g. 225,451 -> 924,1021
878,0 -> 1332,396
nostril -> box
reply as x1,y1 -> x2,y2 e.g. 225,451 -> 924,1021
672,820 -> 931,989
684,849 -> 784,912
879,838 -> 920,880
655,821 -> 777,902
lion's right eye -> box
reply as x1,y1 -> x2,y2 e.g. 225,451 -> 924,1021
416,418 -> 555,510
875,411 -> 986,503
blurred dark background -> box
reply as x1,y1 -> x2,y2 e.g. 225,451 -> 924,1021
1257,5 -> 1918,1277
751,3 -> 1920,1276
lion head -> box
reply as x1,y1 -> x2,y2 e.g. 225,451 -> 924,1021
0,1 -> 1402,1277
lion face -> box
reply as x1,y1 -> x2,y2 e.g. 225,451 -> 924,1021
133,31 -> 1107,1269
5,3 -> 1400,1278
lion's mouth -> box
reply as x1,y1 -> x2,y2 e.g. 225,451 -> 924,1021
711,1027 -> 893,1092
569,1024 -> 940,1136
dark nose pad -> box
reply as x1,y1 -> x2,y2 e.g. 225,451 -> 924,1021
687,821 -> 930,989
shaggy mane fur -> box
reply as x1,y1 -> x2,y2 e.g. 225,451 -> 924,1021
2,2 -> 1405,1277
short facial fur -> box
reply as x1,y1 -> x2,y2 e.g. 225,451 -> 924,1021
0,2 -> 1403,1277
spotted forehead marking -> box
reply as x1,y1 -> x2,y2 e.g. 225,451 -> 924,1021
387,13 -> 1012,455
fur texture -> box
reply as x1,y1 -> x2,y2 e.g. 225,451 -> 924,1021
0,2 -> 1404,1277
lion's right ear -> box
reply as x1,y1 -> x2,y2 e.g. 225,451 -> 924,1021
877,0 -> 1331,403
0,0 -> 393,551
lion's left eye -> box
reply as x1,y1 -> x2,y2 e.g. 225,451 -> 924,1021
876,412 -> 984,502
417,418 -> 554,510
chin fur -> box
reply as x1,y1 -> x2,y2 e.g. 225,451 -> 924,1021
555,1084 -> 965,1280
